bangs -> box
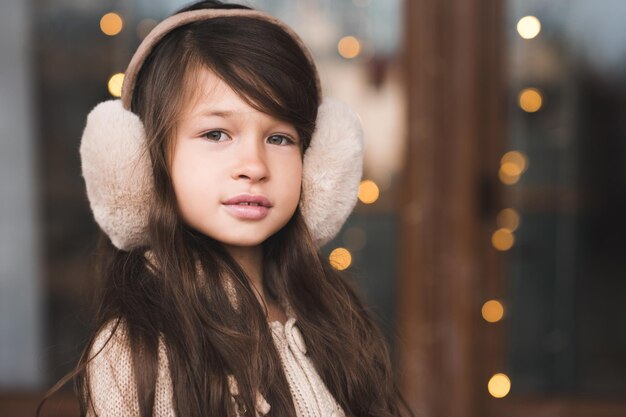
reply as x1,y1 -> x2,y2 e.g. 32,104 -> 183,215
176,57 -> 309,154
184,16 -> 319,148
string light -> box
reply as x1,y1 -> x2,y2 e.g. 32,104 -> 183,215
100,12 -> 123,36
498,168 -> 520,185
500,162 -> 523,177
499,150 -> 528,185
108,73 -> 125,97
519,88 -> 543,113
338,36 -> 361,59
501,151 -> 528,174
358,180 -> 380,204
491,228 -> 515,251
329,247 -> 352,270
497,208 -> 520,232
517,16 -> 541,39
488,373 -> 511,398
482,300 -> 505,323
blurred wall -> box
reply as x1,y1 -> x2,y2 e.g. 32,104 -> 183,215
0,0 -> 43,388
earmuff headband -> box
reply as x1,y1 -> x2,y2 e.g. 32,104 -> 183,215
80,7 -> 363,250
121,9 -> 322,109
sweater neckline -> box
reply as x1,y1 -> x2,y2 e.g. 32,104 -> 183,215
268,316 -> 296,329
267,299 -> 297,328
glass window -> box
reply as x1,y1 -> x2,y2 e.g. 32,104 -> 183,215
505,0 -> 626,397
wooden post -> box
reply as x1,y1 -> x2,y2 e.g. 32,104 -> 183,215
397,1 -> 504,416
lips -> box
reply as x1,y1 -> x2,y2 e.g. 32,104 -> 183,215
222,194 -> 271,220
223,194 -> 272,207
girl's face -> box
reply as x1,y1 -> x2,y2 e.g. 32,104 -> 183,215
170,67 -> 303,248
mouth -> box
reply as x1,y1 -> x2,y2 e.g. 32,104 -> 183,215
222,194 -> 272,220
222,194 -> 272,208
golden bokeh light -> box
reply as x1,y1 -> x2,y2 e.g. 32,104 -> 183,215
517,16 -> 541,39
338,36 -> 361,59
488,373 -> 511,398
358,180 -> 380,204
100,12 -> 123,36
497,208 -> 520,232
108,73 -> 125,97
329,247 -> 352,271
492,228 -> 515,251
519,88 -> 543,113
482,300 -> 505,323
137,18 -> 158,40
501,151 -> 528,174
498,168 -> 520,185
500,162 -> 523,177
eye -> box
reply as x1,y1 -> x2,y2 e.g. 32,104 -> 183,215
202,130 -> 230,142
267,134 -> 295,146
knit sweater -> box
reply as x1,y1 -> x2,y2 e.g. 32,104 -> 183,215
86,317 -> 345,417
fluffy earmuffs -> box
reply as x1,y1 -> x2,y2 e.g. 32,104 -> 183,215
79,8 -> 364,251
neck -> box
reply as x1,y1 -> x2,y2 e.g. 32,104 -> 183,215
221,243 -> 288,324
223,243 -> 265,304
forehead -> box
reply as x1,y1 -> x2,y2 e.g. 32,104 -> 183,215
175,65 -> 303,144
179,66 -> 246,119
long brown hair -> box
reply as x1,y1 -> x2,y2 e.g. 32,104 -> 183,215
39,1 -> 410,416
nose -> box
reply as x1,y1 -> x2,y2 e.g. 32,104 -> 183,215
231,136 -> 269,182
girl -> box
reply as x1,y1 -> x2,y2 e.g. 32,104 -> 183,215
39,1 -> 410,416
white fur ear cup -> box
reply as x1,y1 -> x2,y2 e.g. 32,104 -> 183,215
79,100 -> 153,251
300,97 -> 364,247
79,97 -> 363,250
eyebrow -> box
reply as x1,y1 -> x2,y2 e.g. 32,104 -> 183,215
197,109 -> 235,118
189,109 -> 300,138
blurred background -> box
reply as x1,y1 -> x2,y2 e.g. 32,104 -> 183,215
0,0 -> 625,416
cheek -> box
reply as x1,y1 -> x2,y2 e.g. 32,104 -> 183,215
170,163 -> 197,222
170,146 -> 221,218
280,157 -> 303,207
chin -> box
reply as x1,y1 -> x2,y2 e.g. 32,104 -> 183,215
220,235 -> 268,248
219,224 -> 287,247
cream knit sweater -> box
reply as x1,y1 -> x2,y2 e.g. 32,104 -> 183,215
86,318 -> 345,417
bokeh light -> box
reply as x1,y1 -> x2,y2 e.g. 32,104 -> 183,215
338,36 -> 361,59
519,88 -> 543,113
488,373 -> 511,398
517,16 -> 541,39
491,228 -> 515,251
358,180 -> 380,204
500,162 -> 523,177
329,247 -> 352,270
107,73 -> 125,97
497,208 -> 520,232
499,150 -> 528,185
501,151 -> 528,174
100,12 -> 123,36
482,300 -> 505,323
498,168 -> 520,185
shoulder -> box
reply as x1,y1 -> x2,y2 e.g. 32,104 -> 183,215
86,320 -> 138,416
89,319 -> 130,363
89,319 -> 171,372
86,319 -> 174,417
